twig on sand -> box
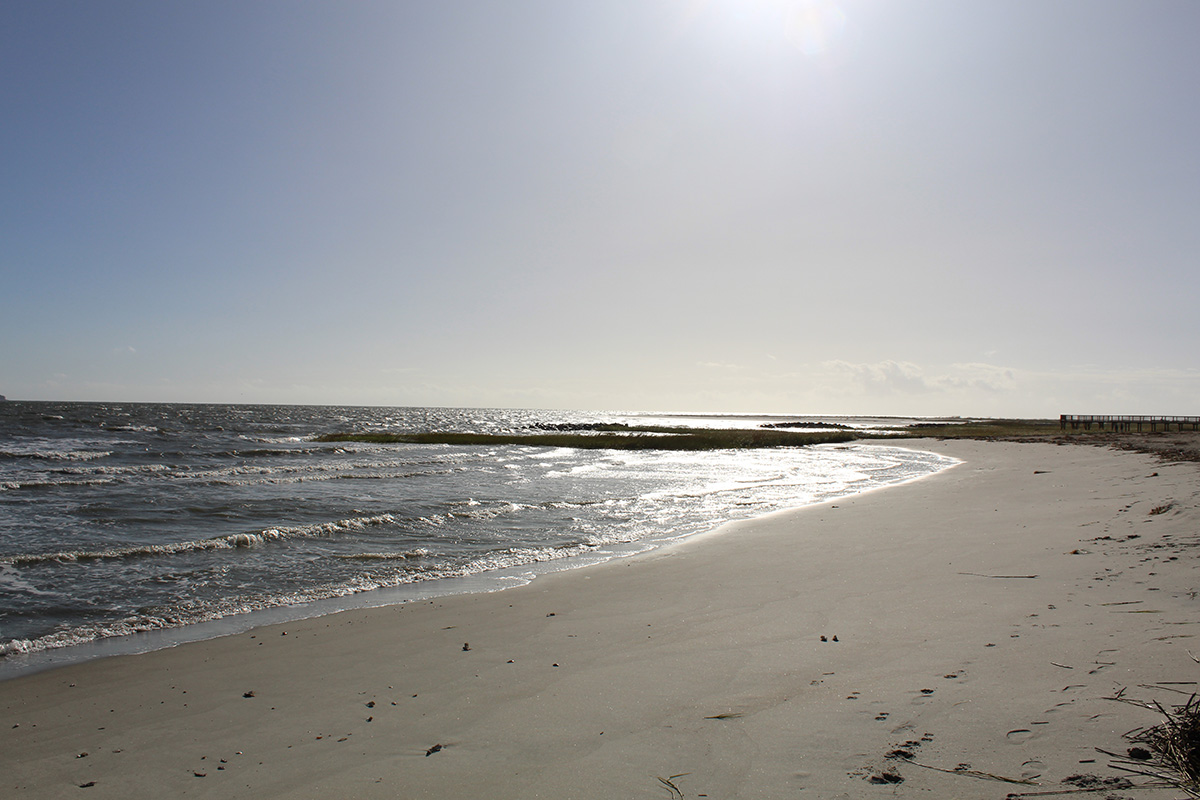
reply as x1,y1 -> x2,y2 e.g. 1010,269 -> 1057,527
704,712 -> 745,719
905,759 -> 1038,785
657,773 -> 690,799
1004,788 -> 1139,797
958,572 -> 1039,579
1138,683 -> 1198,696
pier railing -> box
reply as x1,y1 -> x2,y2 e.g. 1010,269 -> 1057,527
1060,415 -> 1200,432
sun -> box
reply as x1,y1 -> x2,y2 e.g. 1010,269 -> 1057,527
783,0 -> 848,56
683,0 -> 849,56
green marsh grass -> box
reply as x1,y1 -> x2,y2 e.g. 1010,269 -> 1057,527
865,419 -> 1063,439
316,428 -> 859,451
317,418 -> 1132,452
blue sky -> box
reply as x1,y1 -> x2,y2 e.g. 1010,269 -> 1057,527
3,0 -> 1198,416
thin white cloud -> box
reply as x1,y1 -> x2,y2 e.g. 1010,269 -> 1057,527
820,360 -> 1018,396
823,360 -> 933,395
937,363 -> 1017,394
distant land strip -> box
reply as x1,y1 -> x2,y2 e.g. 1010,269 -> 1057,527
315,429 -> 860,451
314,419 -> 1067,450
315,418 -> 1200,452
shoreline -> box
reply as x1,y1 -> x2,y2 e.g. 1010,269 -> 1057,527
0,442 -> 953,681
3,439 -> 1196,798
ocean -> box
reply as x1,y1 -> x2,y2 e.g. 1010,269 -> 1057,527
0,402 -> 955,677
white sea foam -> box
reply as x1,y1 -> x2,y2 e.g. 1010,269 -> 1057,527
0,513 -> 403,566
0,476 -> 118,490
333,549 -> 430,561
0,448 -> 113,462
53,463 -> 173,476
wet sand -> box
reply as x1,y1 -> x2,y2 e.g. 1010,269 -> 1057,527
3,439 -> 1197,798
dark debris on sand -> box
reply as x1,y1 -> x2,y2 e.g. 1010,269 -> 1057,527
868,771 -> 905,784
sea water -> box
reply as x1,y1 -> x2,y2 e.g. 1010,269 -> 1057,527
0,402 -> 955,675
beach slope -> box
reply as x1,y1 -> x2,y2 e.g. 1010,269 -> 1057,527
3,440 -> 1196,798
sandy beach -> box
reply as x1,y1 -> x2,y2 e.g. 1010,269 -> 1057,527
3,438 -> 1197,799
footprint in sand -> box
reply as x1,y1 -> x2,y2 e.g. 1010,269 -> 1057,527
1006,728 -> 1036,744
912,688 -> 935,705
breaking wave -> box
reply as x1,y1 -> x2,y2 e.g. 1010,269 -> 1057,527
0,514 -> 403,566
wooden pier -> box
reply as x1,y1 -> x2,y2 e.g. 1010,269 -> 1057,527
1060,415 -> 1200,432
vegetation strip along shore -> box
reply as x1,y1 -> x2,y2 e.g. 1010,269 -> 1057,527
316,428 -> 859,451
315,419 -> 1099,451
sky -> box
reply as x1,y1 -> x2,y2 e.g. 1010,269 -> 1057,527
3,0 -> 1198,417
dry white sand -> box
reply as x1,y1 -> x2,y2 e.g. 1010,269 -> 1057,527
3,439 -> 1198,799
